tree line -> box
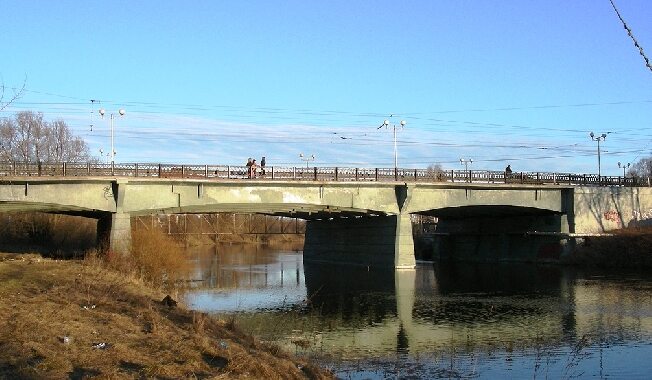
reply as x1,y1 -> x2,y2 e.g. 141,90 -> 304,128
0,111 -> 91,163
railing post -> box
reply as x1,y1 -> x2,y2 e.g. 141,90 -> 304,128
227,165 -> 231,179
583,174 -> 587,184
355,168 -> 359,181
375,168 -> 378,181
181,165 -> 185,178
293,167 -> 296,180
394,167 -> 398,181
271,166 -> 274,179
335,167 -> 338,181
205,165 -> 208,178
414,169 -> 417,181
111,162 -> 115,176
63,163 -> 67,176
519,172 -> 524,184
451,170 -> 455,183
313,166 -> 317,181
135,163 -> 139,177
537,172 -> 540,183
158,164 -> 162,178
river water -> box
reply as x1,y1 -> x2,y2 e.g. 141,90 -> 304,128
183,244 -> 652,379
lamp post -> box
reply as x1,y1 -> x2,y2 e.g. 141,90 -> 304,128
299,153 -> 315,168
460,158 -> 473,171
378,116 -> 406,171
589,132 -> 607,177
99,108 -> 125,164
618,161 -> 630,177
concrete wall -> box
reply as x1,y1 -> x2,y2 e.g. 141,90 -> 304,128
573,186 -> 652,232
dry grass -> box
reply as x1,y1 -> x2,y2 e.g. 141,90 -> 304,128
0,253 -> 332,379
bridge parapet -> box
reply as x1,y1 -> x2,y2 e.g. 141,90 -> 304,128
1,161 -> 648,187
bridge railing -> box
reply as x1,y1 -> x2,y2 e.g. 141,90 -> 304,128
0,161 -> 649,187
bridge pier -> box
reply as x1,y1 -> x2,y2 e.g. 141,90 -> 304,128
97,212 -> 132,255
303,214 -> 415,269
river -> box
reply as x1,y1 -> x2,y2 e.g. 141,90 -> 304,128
182,243 -> 652,379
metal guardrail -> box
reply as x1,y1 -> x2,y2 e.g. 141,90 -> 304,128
0,161 -> 648,187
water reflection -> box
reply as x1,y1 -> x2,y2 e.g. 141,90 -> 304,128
184,245 -> 652,378
185,243 -> 306,312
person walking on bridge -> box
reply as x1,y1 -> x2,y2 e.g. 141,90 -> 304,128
246,158 -> 253,178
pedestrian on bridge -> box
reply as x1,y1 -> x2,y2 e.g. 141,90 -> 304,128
246,158 -> 253,178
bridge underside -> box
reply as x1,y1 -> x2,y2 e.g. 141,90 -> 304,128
417,205 -> 572,262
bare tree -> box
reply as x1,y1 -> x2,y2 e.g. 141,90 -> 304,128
0,111 -> 91,163
0,78 -> 25,112
631,157 -> 652,180
426,163 -> 446,182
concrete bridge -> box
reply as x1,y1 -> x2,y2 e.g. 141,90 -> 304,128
1,163 -> 652,268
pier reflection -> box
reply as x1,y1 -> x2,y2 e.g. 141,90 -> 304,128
184,247 -> 652,359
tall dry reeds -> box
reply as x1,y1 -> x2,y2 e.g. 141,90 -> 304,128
0,212 -> 96,257
88,227 -> 189,291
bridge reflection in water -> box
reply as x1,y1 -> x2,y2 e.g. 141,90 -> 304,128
184,245 -> 652,376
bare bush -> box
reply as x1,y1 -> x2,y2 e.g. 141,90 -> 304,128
426,163 -> 446,182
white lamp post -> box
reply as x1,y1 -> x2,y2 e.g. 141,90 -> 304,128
378,117 -> 406,171
589,132 -> 607,177
99,108 -> 125,164
299,153 -> 315,168
618,161 -> 630,177
460,158 -> 473,171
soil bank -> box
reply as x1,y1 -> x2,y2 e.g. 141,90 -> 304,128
0,253 -> 332,379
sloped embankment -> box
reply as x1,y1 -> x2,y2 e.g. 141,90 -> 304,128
0,254 -> 332,379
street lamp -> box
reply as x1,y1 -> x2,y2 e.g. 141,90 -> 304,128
99,108 -> 125,164
299,153 -> 315,168
460,158 -> 473,171
589,132 -> 607,177
378,116 -> 406,171
618,161 -> 630,177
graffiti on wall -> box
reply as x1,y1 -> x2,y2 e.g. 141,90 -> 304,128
602,209 -> 652,229
632,209 -> 652,221
603,210 -> 621,227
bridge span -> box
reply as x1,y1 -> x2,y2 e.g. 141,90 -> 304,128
1,164 -> 652,268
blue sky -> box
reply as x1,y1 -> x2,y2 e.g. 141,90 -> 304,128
1,0 -> 651,175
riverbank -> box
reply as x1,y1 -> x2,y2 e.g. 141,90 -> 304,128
565,226 -> 652,268
0,253 -> 332,379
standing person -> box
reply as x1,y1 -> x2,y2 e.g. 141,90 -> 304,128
260,156 -> 266,176
251,159 -> 258,178
505,164 -> 512,174
246,158 -> 253,178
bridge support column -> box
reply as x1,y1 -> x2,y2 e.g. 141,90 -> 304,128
303,214 -> 415,268
395,213 -> 416,269
97,212 -> 132,254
